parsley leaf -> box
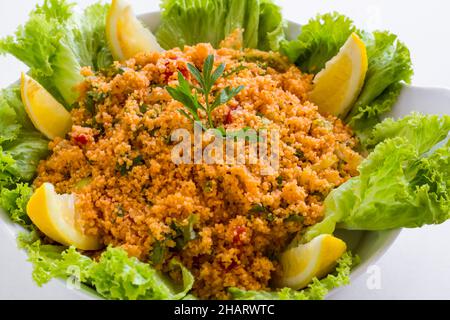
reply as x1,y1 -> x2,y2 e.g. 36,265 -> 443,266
167,54 -> 244,130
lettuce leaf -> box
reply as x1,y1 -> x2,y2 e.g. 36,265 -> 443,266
280,12 -> 356,74
352,31 -> 413,111
0,98 -> 21,144
0,86 -> 35,137
3,132 -> 49,181
229,251 -> 356,300
18,232 -> 195,300
257,0 -> 286,52
303,114 -> 450,240
157,0 -> 229,49
225,0 -> 260,49
51,3 -> 113,105
18,232 -> 92,285
0,86 -> 49,227
0,86 -> 49,182
0,183 -> 33,227
89,249 -> 194,300
366,113 -> 450,154
281,13 -> 413,138
0,1 -> 73,79
346,31 -> 413,134
346,82 -> 403,144
0,0 -> 112,106
156,0 -> 286,51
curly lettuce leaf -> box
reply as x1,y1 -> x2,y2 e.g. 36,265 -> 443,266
281,13 -> 413,138
0,0 -> 73,79
280,12 -> 356,74
157,0 -> 228,49
346,82 -> 403,143
0,183 -> 33,227
229,251 -> 356,300
89,249 -> 194,300
18,232 -> 92,285
0,150 -> 17,187
257,0 -> 287,51
3,132 -> 49,181
341,138 -> 450,230
303,114 -> 450,240
224,0 -> 260,49
18,233 -> 194,300
0,98 -> 21,144
366,113 -> 450,154
156,0 -> 285,51
0,86 -> 49,226
0,86 -> 49,181
0,89 -> 49,182
352,31 -> 413,111
51,3 -> 112,104
0,86 -> 35,136
346,31 -> 413,134
0,0 -> 112,105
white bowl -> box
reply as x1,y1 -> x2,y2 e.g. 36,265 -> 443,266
2,11 -> 450,300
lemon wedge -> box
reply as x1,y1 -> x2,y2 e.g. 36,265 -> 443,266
106,0 -> 163,61
275,234 -> 347,290
310,33 -> 368,118
21,73 -> 72,140
26,183 -> 102,251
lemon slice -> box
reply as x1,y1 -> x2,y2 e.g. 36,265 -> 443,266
26,183 -> 102,251
21,73 -> 72,140
106,0 -> 163,61
275,234 -> 347,290
310,33 -> 368,118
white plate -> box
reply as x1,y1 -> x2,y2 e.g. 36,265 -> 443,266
1,12 -> 449,300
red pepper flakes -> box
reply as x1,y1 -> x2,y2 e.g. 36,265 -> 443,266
73,134 -> 89,146
163,59 -> 190,83
179,64 -> 190,79
224,109 -> 233,125
233,225 -> 247,245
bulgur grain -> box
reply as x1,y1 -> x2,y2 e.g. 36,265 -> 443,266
34,44 -> 362,299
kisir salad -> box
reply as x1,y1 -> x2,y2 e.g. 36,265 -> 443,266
0,0 -> 449,300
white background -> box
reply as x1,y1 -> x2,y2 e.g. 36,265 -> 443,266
1,0 -> 450,300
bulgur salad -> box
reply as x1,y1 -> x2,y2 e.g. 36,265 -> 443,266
1,0 -> 450,300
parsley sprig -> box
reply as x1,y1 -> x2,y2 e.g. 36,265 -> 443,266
166,54 -> 244,131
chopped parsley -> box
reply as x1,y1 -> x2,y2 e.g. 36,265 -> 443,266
171,215 -> 199,250
149,240 -> 166,265
294,149 -> 305,161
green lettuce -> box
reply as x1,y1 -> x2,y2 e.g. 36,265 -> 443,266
281,13 -> 413,138
0,183 -> 33,226
0,0 -> 112,105
366,113 -> 450,154
0,86 -> 35,140
156,0 -> 286,51
225,0 -> 260,49
280,13 -> 356,74
0,98 -> 21,144
0,86 -> 49,183
346,31 -> 413,134
18,232 -> 195,300
0,86 -> 49,227
4,132 -> 49,182
229,251 -> 356,300
303,114 -> 450,241
346,82 -> 403,144
256,0 -> 286,52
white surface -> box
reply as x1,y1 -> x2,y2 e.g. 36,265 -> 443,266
1,0 -> 450,300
